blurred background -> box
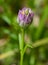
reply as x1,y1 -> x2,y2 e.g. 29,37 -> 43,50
0,0 -> 48,65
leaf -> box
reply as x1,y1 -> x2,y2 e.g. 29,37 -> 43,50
2,15 -> 11,25
30,55 -> 35,65
0,49 -> 17,60
35,6 -> 48,40
27,38 -> 48,48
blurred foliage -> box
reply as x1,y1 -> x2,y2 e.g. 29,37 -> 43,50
0,0 -> 48,65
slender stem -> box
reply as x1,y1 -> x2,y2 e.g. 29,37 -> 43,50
20,51 -> 23,65
23,45 -> 28,55
19,28 -> 24,65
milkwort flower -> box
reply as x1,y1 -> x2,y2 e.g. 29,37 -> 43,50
17,7 -> 34,27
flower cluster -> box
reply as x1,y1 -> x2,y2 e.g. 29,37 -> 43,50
17,7 -> 34,27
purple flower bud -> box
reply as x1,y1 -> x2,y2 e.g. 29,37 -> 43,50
17,7 -> 34,27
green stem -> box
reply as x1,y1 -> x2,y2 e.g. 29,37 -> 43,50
19,28 -> 24,65
20,51 -> 23,65
23,45 -> 28,55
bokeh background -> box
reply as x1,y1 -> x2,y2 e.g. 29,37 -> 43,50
0,0 -> 48,65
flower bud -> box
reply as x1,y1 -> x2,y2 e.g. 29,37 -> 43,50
17,7 -> 34,27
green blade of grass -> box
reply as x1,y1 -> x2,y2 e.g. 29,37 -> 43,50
35,6 -> 48,40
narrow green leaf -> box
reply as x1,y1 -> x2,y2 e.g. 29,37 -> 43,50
35,6 -> 48,40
